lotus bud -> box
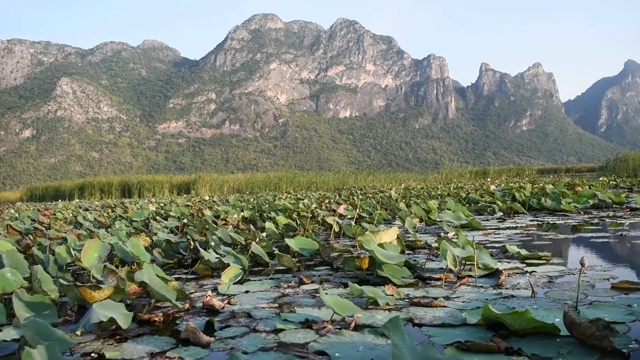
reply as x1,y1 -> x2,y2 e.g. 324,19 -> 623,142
579,256 -> 588,269
337,204 -> 347,214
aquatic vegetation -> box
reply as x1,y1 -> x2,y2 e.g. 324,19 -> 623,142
0,177 -> 638,358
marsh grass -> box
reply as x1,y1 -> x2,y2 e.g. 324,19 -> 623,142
0,191 -> 22,203
600,151 -> 640,178
10,164 -> 600,203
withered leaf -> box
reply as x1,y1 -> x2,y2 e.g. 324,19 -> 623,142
453,277 -> 470,289
562,307 -> 624,354
453,340 -> 501,353
203,291 -> 227,312
410,297 -> 446,307
180,322 -> 214,347
497,270 -> 506,288
298,275 -> 313,285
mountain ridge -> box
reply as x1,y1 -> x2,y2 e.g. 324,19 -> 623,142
0,13 -> 631,190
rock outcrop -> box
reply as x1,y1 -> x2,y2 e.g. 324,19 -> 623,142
564,59 -> 640,148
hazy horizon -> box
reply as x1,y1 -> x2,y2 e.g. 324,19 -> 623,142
2,0 -> 638,101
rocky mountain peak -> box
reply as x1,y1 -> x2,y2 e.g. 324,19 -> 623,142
621,59 -> 640,77
516,62 -> 561,105
422,54 -> 450,79
137,39 -> 171,49
472,62 -> 510,96
240,13 -> 286,30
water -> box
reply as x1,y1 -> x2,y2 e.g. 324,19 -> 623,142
475,210 -> 640,359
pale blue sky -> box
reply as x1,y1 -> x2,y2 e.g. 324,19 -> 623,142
2,0 -> 638,100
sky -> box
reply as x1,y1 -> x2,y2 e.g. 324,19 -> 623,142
2,0 -> 638,101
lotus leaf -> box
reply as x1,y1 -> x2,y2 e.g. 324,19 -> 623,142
377,263 -> 416,285
19,317 -> 74,352
30,265 -> 59,300
348,282 -> 395,306
284,236 -> 319,257
308,329 -> 392,360
319,289 -> 363,318
381,316 -> 444,360
210,332 -> 278,353
12,289 -> 59,324
0,249 -> 30,277
133,263 -> 178,306
166,346 -> 210,360
0,268 -> 27,294
103,335 -> 176,359
474,303 -> 561,336
75,299 -> 133,334
420,325 -> 494,345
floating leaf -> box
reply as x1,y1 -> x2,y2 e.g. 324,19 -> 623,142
278,328 -> 319,344
381,316 -> 442,359
357,227 -> 400,245
103,335 -> 176,359
308,330 -> 391,360
284,236 -> 319,257
75,299 -> 133,334
579,303 -> 637,323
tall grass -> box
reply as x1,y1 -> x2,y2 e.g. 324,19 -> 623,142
0,191 -> 22,203
12,164 -> 600,203
600,151 -> 640,178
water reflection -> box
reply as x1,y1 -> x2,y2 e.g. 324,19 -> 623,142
522,221 -> 640,281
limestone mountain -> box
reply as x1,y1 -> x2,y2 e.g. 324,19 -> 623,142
0,14 -> 623,190
564,59 -> 640,148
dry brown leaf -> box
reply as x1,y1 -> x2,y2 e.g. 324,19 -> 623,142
496,269 -> 506,288
453,277 -> 470,289
384,283 -> 398,296
453,340 -> 501,353
348,314 -> 361,331
137,313 -> 164,325
410,297 -> 446,307
202,291 -> 228,312
180,322 -> 214,347
562,307 -> 625,355
298,275 -> 313,285
489,334 -> 510,352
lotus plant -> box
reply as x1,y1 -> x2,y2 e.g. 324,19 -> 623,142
575,256 -> 588,311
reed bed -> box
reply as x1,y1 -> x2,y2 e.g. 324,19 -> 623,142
6,164 -> 600,203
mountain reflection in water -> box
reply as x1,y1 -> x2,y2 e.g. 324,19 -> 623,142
522,220 -> 640,281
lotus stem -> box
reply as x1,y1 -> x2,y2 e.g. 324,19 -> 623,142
473,242 -> 478,286
575,256 -> 588,311
575,267 -> 583,311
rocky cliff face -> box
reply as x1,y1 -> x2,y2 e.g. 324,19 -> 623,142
163,14 -> 457,135
564,59 -> 640,148
465,61 -> 563,131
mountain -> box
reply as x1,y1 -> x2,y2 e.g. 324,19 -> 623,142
0,14 -> 622,190
564,59 -> 640,148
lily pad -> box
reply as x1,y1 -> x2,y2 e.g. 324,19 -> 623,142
166,346 -> 210,360
473,303 -> 561,336
215,326 -> 250,339
278,328 -> 319,344
580,303 -> 637,323
405,307 -> 466,326
210,333 -> 278,353
358,310 -> 410,327
103,335 -> 176,359
420,325 -> 494,345
307,330 -> 391,360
